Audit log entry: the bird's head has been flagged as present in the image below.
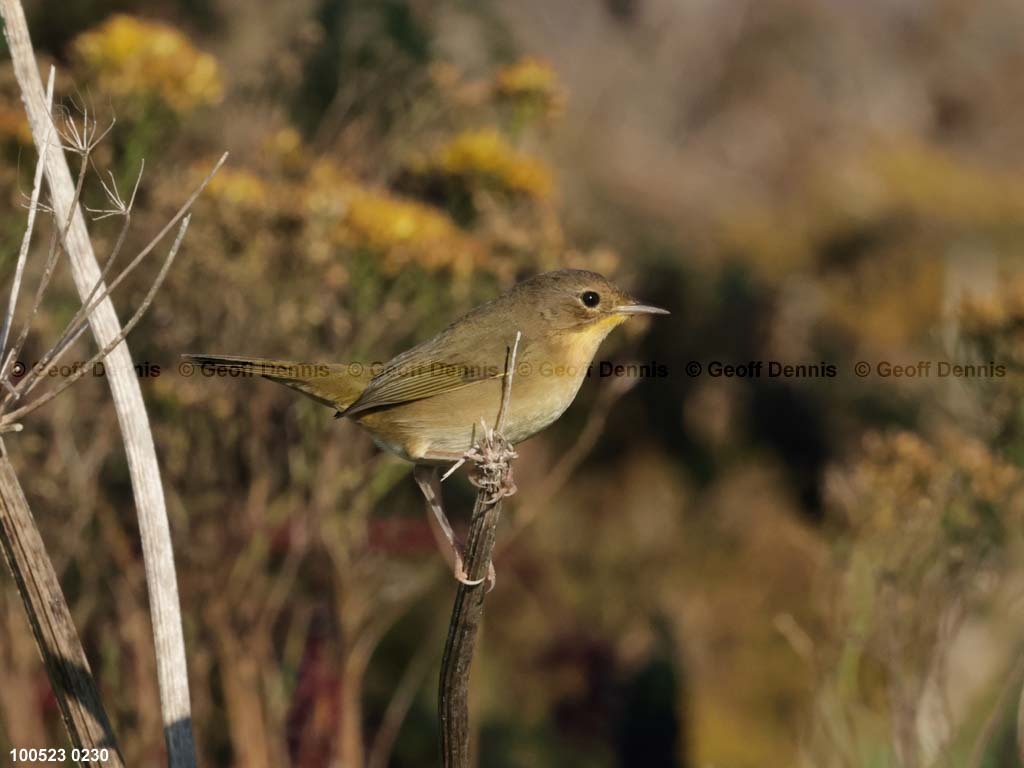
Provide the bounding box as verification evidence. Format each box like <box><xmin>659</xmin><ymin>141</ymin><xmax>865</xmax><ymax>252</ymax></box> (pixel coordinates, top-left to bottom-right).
<box><xmin>514</xmin><ymin>269</ymin><xmax>668</xmax><ymax>337</ymax></box>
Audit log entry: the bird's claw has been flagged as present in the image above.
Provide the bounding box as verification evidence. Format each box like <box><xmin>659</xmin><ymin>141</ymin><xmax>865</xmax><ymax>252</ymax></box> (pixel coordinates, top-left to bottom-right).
<box><xmin>453</xmin><ymin>551</ymin><xmax>496</xmax><ymax>592</ymax></box>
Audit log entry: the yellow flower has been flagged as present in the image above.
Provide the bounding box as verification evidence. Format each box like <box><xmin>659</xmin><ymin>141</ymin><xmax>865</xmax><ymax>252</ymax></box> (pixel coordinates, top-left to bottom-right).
<box><xmin>833</xmin><ymin>426</ymin><xmax>1022</xmax><ymax>542</ymax></box>
<box><xmin>203</xmin><ymin>166</ymin><xmax>272</xmax><ymax>211</ymax></box>
<box><xmin>263</xmin><ymin>127</ymin><xmax>305</xmax><ymax>171</ymax></box>
<box><xmin>305</xmin><ymin>160</ymin><xmax>483</xmax><ymax>274</ymax></box>
<box><xmin>72</xmin><ymin>15</ymin><xmax>223</xmax><ymax>113</ymax></box>
<box><xmin>494</xmin><ymin>57</ymin><xmax>564</xmax><ymax>116</ymax></box>
<box><xmin>418</xmin><ymin>128</ymin><xmax>553</xmax><ymax>199</ymax></box>
<box><xmin>960</xmin><ymin>293</ymin><xmax>1007</xmax><ymax>334</ymax></box>
<box><xmin>961</xmin><ymin>275</ymin><xmax>1024</xmax><ymax>336</ymax></box>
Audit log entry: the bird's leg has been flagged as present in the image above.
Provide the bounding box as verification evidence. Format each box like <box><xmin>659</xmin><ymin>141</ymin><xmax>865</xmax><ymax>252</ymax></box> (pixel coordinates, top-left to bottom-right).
<box><xmin>413</xmin><ymin>462</ymin><xmax>495</xmax><ymax>590</ymax></box>
<box><xmin>412</xmin><ymin>464</ymin><xmax>468</xmax><ymax>579</ymax></box>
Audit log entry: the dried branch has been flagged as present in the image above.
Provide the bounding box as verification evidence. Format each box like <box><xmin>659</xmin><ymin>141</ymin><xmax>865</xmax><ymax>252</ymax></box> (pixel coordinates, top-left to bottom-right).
<box><xmin>0</xmin><ymin>91</ymin><xmax>113</xmax><ymax>402</ymax></box>
<box><xmin>0</xmin><ymin>452</ymin><xmax>126</xmax><ymax>768</ymax></box>
<box><xmin>1</xmin><ymin>216</ymin><xmax>191</xmax><ymax>425</ymax></box>
<box><xmin>53</xmin><ymin>99</ymin><xmax>114</xmax><ymax>157</ymax></box>
<box><xmin>438</xmin><ymin>331</ymin><xmax>520</xmax><ymax>768</ymax></box>
<box><xmin>11</xmin><ymin>153</ymin><xmax>222</xmax><ymax>404</ymax></box>
<box><xmin>1</xmin><ymin>225</ymin><xmax>59</xmax><ymax>392</ymax></box>
<box><xmin>0</xmin><ymin>66</ymin><xmax>53</xmax><ymax>359</ymax></box>
<box><xmin>25</xmin><ymin>159</ymin><xmax>147</xmax><ymax>391</ymax></box>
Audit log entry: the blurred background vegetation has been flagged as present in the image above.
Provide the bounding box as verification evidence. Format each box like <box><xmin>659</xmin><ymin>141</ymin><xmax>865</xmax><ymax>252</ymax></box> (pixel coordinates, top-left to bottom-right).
<box><xmin>2</xmin><ymin>0</ymin><xmax>1024</xmax><ymax>766</ymax></box>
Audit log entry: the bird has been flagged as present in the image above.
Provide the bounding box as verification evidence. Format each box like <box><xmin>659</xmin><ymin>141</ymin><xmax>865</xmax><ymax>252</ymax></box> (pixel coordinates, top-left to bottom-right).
<box><xmin>184</xmin><ymin>269</ymin><xmax>668</xmax><ymax>586</ymax></box>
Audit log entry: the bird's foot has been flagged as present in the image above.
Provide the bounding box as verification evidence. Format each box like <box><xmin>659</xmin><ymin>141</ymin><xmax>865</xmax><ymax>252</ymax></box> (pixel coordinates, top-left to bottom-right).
<box><xmin>453</xmin><ymin>551</ymin><xmax>496</xmax><ymax>592</ymax></box>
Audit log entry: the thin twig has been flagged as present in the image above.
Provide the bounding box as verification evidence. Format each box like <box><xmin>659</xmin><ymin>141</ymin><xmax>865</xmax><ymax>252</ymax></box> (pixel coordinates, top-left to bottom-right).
<box><xmin>11</xmin><ymin>155</ymin><xmax>221</xmax><ymax>403</ymax></box>
<box><xmin>53</xmin><ymin>98</ymin><xmax>114</xmax><ymax>157</ymax></box>
<box><xmin>0</xmin><ymin>127</ymin><xmax>94</xmax><ymax>399</ymax></box>
<box><xmin>1</xmin><ymin>216</ymin><xmax>191</xmax><ymax>425</ymax></box>
<box><xmin>1</xmin><ymin>227</ymin><xmax>60</xmax><ymax>394</ymax></box>
<box><xmin>495</xmin><ymin>331</ymin><xmax>521</xmax><ymax>432</ymax></box>
<box><xmin>33</xmin><ymin>159</ymin><xmax>145</xmax><ymax>370</ymax></box>
<box><xmin>0</xmin><ymin>66</ymin><xmax>53</xmax><ymax>359</ymax></box>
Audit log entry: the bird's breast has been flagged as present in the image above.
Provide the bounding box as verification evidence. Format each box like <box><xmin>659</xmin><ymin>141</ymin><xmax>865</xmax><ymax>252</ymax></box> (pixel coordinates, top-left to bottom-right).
<box><xmin>351</xmin><ymin>321</ymin><xmax>619</xmax><ymax>461</ymax></box>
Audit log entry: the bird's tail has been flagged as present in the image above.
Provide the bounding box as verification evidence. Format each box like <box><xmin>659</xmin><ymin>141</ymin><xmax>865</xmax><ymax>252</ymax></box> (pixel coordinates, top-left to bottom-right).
<box><xmin>181</xmin><ymin>353</ymin><xmax>371</xmax><ymax>414</ymax></box>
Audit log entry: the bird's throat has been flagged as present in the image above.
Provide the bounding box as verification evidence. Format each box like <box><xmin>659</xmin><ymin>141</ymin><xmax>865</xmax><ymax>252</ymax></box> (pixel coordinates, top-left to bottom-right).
<box><xmin>555</xmin><ymin>315</ymin><xmax>628</xmax><ymax>369</ymax></box>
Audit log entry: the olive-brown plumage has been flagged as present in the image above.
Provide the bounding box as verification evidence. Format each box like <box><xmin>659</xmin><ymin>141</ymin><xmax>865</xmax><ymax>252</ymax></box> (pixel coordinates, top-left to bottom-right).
<box><xmin>184</xmin><ymin>269</ymin><xmax>667</xmax><ymax>583</ymax></box>
<box><xmin>186</xmin><ymin>269</ymin><xmax>666</xmax><ymax>461</ymax></box>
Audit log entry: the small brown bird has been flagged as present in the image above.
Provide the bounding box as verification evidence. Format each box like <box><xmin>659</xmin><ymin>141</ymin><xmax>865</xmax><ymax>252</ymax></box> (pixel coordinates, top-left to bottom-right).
<box><xmin>185</xmin><ymin>269</ymin><xmax>667</xmax><ymax>584</ymax></box>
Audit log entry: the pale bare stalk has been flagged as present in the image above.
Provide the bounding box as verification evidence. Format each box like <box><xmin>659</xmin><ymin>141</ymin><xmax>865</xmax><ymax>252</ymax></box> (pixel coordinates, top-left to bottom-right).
<box><xmin>18</xmin><ymin>160</ymin><xmax>146</xmax><ymax>395</ymax></box>
<box><xmin>1</xmin><ymin>216</ymin><xmax>191</xmax><ymax>425</ymax></box>
<box><xmin>14</xmin><ymin>155</ymin><xmax>222</xmax><ymax>402</ymax></box>
<box><xmin>0</xmin><ymin>66</ymin><xmax>53</xmax><ymax>359</ymax></box>
<box><xmin>496</xmin><ymin>332</ymin><xmax>521</xmax><ymax>431</ymax></box>
<box><xmin>0</xmin><ymin>3</ymin><xmax>207</xmax><ymax>763</ymax></box>
<box><xmin>0</xmin><ymin>132</ymin><xmax>94</xmax><ymax>395</ymax></box>
<box><xmin>1</xmin><ymin>228</ymin><xmax>59</xmax><ymax>393</ymax></box>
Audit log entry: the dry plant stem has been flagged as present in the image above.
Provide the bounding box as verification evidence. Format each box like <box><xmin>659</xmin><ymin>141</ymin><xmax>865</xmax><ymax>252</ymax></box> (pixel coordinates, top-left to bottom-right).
<box><xmin>0</xmin><ymin>67</ymin><xmax>52</xmax><ymax>358</ymax></box>
<box><xmin>16</xmin><ymin>161</ymin><xmax>145</xmax><ymax>400</ymax></box>
<box><xmin>2</xmin><ymin>224</ymin><xmax>60</xmax><ymax>390</ymax></box>
<box><xmin>438</xmin><ymin>332</ymin><xmax>520</xmax><ymax>768</ymax></box>
<box><xmin>0</xmin><ymin>453</ymin><xmax>126</xmax><ymax>768</ymax></box>
<box><xmin>8</xmin><ymin>204</ymin><xmax>195</xmax><ymax>417</ymax></box>
<box><xmin>0</xmin><ymin>3</ymin><xmax>200</xmax><ymax>764</ymax></box>
<box><xmin>1</xmin><ymin>87</ymin><xmax>95</xmax><ymax>389</ymax></box>
<box><xmin>2</xmin><ymin>217</ymin><xmax>191</xmax><ymax>424</ymax></box>
<box><xmin>438</xmin><ymin>489</ymin><xmax>505</xmax><ymax>767</ymax></box>
<box><xmin>13</xmin><ymin>156</ymin><xmax>222</xmax><ymax>404</ymax></box>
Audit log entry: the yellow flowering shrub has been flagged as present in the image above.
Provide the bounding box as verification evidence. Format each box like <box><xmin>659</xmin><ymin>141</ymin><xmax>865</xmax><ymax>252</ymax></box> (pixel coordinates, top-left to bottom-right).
<box><xmin>816</xmin><ymin>425</ymin><xmax>1023</xmax><ymax>763</ymax></box>
<box><xmin>305</xmin><ymin>160</ymin><xmax>483</xmax><ymax>274</ymax></box>
<box><xmin>961</xmin><ymin>276</ymin><xmax>1024</xmax><ymax>333</ymax></box>
<box><xmin>203</xmin><ymin>166</ymin><xmax>273</xmax><ymax>212</ymax></box>
<box><xmin>262</xmin><ymin>127</ymin><xmax>306</xmax><ymax>172</ymax></box>
<box><xmin>959</xmin><ymin>274</ymin><xmax>1024</xmax><ymax>370</ymax></box>
<box><xmin>71</xmin><ymin>15</ymin><xmax>223</xmax><ymax>113</ymax></box>
<box><xmin>411</xmin><ymin>128</ymin><xmax>553</xmax><ymax>199</ymax></box>
<box><xmin>494</xmin><ymin>57</ymin><xmax>564</xmax><ymax>117</ymax></box>
<box><xmin>832</xmin><ymin>427</ymin><xmax>1021</xmax><ymax>553</ymax></box>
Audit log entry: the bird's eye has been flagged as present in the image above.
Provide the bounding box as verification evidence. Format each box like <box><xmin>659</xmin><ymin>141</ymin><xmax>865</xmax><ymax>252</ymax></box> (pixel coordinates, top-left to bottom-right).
<box><xmin>581</xmin><ymin>290</ymin><xmax>601</xmax><ymax>308</ymax></box>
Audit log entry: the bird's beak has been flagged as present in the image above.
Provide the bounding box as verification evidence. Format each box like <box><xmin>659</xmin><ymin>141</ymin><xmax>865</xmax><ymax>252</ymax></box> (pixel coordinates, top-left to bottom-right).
<box><xmin>613</xmin><ymin>303</ymin><xmax>670</xmax><ymax>316</ymax></box>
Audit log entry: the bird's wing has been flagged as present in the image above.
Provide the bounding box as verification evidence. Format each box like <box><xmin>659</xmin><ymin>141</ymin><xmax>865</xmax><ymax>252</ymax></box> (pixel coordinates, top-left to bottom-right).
<box><xmin>341</xmin><ymin>327</ymin><xmax>522</xmax><ymax>416</ymax></box>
